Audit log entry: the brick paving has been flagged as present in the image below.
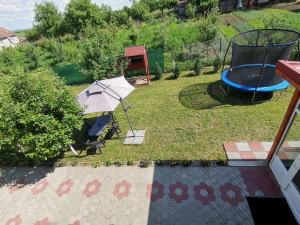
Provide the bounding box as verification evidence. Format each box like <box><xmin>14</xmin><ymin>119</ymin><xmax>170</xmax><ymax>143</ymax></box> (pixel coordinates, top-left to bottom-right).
<box><xmin>223</xmin><ymin>141</ymin><xmax>300</xmax><ymax>160</ymax></box>
<box><xmin>0</xmin><ymin>166</ymin><xmax>281</xmax><ymax>225</ymax></box>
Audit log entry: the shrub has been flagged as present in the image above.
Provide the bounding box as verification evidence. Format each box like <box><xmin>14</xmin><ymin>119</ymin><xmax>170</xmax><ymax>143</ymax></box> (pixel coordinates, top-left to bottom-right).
<box><xmin>0</xmin><ymin>68</ymin><xmax>83</xmax><ymax>165</ymax></box>
<box><xmin>173</xmin><ymin>64</ymin><xmax>181</xmax><ymax>79</ymax></box>
<box><xmin>213</xmin><ymin>55</ymin><xmax>221</xmax><ymax>72</ymax></box>
<box><xmin>193</xmin><ymin>58</ymin><xmax>203</xmax><ymax>76</ymax></box>
<box><xmin>80</xmin><ymin>30</ymin><xmax>123</xmax><ymax>80</ymax></box>
<box><xmin>154</xmin><ymin>62</ymin><xmax>163</xmax><ymax>80</ymax></box>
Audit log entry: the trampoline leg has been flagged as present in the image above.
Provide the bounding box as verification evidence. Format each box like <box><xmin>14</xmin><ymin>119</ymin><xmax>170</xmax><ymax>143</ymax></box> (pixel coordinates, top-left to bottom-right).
<box><xmin>220</xmin><ymin>81</ymin><xmax>230</xmax><ymax>96</ymax></box>
<box><xmin>252</xmin><ymin>92</ymin><xmax>257</xmax><ymax>103</ymax></box>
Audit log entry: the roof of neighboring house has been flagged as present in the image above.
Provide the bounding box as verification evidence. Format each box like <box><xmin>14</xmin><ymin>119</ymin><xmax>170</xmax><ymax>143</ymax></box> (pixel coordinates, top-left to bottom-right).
<box><xmin>0</xmin><ymin>27</ymin><xmax>16</xmax><ymax>39</ymax></box>
<box><xmin>125</xmin><ymin>45</ymin><xmax>146</xmax><ymax>57</ymax></box>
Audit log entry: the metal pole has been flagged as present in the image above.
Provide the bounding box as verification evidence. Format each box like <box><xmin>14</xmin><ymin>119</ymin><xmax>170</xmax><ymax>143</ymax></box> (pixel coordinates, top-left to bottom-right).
<box><xmin>252</xmin><ymin>46</ymin><xmax>268</xmax><ymax>103</ymax></box>
<box><xmin>121</xmin><ymin>99</ymin><xmax>135</xmax><ymax>137</ymax></box>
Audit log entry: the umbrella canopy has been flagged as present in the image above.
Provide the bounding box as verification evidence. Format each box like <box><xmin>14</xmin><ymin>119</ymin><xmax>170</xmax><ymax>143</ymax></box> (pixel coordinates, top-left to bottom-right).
<box><xmin>77</xmin><ymin>76</ymin><xmax>135</xmax><ymax>114</ymax></box>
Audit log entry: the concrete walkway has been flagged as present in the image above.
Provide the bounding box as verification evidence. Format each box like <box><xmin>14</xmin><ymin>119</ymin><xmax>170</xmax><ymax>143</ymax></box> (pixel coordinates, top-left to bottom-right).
<box><xmin>1</xmin><ymin>166</ymin><xmax>281</xmax><ymax>225</ymax></box>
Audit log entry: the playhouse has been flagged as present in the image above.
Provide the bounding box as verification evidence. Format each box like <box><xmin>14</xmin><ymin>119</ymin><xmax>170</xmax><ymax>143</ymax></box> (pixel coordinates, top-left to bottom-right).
<box><xmin>125</xmin><ymin>45</ymin><xmax>151</xmax><ymax>85</ymax></box>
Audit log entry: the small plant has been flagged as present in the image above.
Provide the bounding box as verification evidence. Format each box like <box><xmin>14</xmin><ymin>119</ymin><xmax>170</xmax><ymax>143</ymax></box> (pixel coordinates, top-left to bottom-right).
<box><xmin>173</xmin><ymin>64</ymin><xmax>181</xmax><ymax>79</ymax></box>
<box><xmin>181</xmin><ymin>160</ymin><xmax>193</xmax><ymax>167</ymax></box>
<box><xmin>127</xmin><ymin>160</ymin><xmax>134</xmax><ymax>166</ymax></box>
<box><xmin>216</xmin><ymin>160</ymin><xmax>228</xmax><ymax>166</ymax></box>
<box><xmin>140</xmin><ymin>158</ymin><xmax>151</xmax><ymax>168</ymax></box>
<box><xmin>200</xmin><ymin>160</ymin><xmax>211</xmax><ymax>167</ymax></box>
<box><xmin>104</xmin><ymin>161</ymin><xmax>113</xmax><ymax>166</ymax></box>
<box><xmin>113</xmin><ymin>160</ymin><xmax>122</xmax><ymax>167</ymax></box>
<box><xmin>92</xmin><ymin>161</ymin><xmax>101</xmax><ymax>168</ymax></box>
<box><xmin>193</xmin><ymin>58</ymin><xmax>203</xmax><ymax>76</ymax></box>
<box><xmin>213</xmin><ymin>56</ymin><xmax>221</xmax><ymax>73</ymax></box>
<box><xmin>169</xmin><ymin>160</ymin><xmax>181</xmax><ymax>167</ymax></box>
<box><xmin>154</xmin><ymin>160</ymin><xmax>165</xmax><ymax>166</ymax></box>
<box><xmin>154</xmin><ymin>62</ymin><xmax>163</xmax><ymax>80</ymax></box>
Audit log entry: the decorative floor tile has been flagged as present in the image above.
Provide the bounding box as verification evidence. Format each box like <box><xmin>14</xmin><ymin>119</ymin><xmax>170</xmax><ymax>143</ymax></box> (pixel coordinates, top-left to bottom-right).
<box><xmin>223</xmin><ymin>141</ymin><xmax>300</xmax><ymax>161</ymax></box>
<box><xmin>0</xmin><ymin>166</ymin><xmax>281</xmax><ymax>225</ymax></box>
<box><xmin>236</xmin><ymin>142</ymin><xmax>251</xmax><ymax>152</ymax></box>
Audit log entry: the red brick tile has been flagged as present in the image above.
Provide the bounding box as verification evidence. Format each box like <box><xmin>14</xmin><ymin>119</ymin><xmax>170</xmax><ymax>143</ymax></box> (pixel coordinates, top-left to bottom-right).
<box><xmin>239</xmin><ymin>152</ymin><xmax>256</xmax><ymax>160</ymax></box>
<box><xmin>248</xmin><ymin>142</ymin><xmax>265</xmax><ymax>152</ymax></box>
<box><xmin>223</xmin><ymin>142</ymin><xmax>238</xmax><ymax>152</ymax></box>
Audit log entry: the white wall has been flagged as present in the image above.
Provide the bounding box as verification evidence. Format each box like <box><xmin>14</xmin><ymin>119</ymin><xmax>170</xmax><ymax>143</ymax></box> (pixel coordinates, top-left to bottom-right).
<box><xmin>0</xmin><ymin>36</ymin><xmax>20</xmax><ymax>50</ymax></box>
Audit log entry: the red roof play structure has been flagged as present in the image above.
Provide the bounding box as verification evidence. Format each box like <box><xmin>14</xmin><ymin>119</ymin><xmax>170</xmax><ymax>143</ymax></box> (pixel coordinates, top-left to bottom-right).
<box><xmin>125</xmin><ymin>46</ymin><xmax>150</xmax><ymax>84</ymax></box>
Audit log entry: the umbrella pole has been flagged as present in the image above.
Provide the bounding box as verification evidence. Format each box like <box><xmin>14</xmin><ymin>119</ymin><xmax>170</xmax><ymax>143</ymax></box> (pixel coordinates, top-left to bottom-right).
<box><xmin>120</xmin><ymin>99</ymin><xmax>135</xmax><ymax>137</ymax></box>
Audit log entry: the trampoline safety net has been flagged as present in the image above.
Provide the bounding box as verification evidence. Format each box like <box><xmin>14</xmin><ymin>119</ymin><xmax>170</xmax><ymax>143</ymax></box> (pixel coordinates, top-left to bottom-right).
<box><xmin>221</xmin><ymin>29</ymin><xmax>300</xmax><ymax>93</ymax></box>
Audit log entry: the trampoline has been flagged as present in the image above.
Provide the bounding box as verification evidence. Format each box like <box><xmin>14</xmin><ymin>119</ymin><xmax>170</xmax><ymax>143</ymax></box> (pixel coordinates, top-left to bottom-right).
<box><xmin>220</xmin><ymin>29</ymin><xmax>300</xmax><ymax>102</ymax></box>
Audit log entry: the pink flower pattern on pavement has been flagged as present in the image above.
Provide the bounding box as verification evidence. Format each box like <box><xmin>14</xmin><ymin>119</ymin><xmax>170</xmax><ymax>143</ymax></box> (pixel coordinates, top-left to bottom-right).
<box><xmin>193</xmin><ymin>183</ymin><xmax>215</xmax><ymax>205</ymax></box>
<box><xmin>146</xmin><ymin>181</ymin><xmax>164</xmax><ymax>201</ymax></box>
<box><xmin>113</xmin><ymin>180</ymin><xmax>131</xmax><ymax>199</ymax></box>
<box><xmin>32</xmin><ymin>179</ymin><xmax>49</xmax><ymax>195</ymax></box>
<box><xmin>83</xmin><ymin>179</ymin><xmax>102</xmax><ymax>198</ymax></box>
<box><xmin>34</xmin><ymin>217</ymin><xmax>51</xmax><ymax>225</ymax></box>
<box><xmin>168</xmin><ymin>181</ymin><xmax>189</xmax><ymax>203</ymax></box>
<box><xmin>5</xmin><ymin>215</ymin><xmax>22</xmax><ymax>225</ymax></box>
<box><xmin>219</xmin><ymin>183</ymin><xmax>244</xmax><ymax>207</ymax></box>
<box><xmin>68</xmin><ymin>220</ymin><xmax>80</xmax><ymax>225</ymax></box>
<box><xmin>56</xmin><ymin>179</ymin><xmax>74</xmax><ymax>197</ymax></box>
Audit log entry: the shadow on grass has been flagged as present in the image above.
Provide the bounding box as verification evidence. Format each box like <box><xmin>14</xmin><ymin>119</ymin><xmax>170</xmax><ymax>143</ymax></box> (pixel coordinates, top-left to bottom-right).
<box><xmin>165</xmin><ymin>75</ymin><xmax>177</xmax><ymax>80</ymax></box>
<box><xmin>182</xmin><ymin>72</ymin><xmax>197</xmax><ymax>77</ymax></box>
<box><xmin>179</xmin><ymin>81</ymin><xmax>272</xmax><ymax>110</ymax></box>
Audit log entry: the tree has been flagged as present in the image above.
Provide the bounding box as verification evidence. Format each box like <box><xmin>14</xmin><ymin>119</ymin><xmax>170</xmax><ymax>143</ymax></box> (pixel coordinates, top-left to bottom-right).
<box><xmin>173</xmin><ymin>64</ymin><xmax>181</xmax><ymax>79</ymax></box>
<box><xmin>0</xmin><ymin>68</ymin><xmax>83</xmax><ymax>165</ymax></box>
<box><xmin>158</xmin><ymin>0</ymin><xmax>177</xmax><ymax>13</ymax></box>
<box><xmin>80</xmin><ymin>30</ymin><xmax>123</xmax><ymax>80</ymax></box>
<box><xmin>64</xmin><ymin>0</ymin><xmax>105</xmax><ymax>35</ymax></box>
<box><xmin>186</xmin><ymin>3</ymin><xmax>197</xmax><ymax>19</ymax></box>
<box><xmin>33</xmin><ymin>1</ymin><xmax>62</xmax><ymax>38</ymax></box>
<box><xmin>130</xmin><ymin>2</ymin><xmax>152</xmax><ymax>21</ymax></box>
<box><xmin>194</xmin><ymin>58</ymin><xmax>203</xmax><ymax>76</ymax></box>
<box><xmin>198</xmin><ymin>0</ymin><xmax>218</xmax><ymax>17</ymax></box>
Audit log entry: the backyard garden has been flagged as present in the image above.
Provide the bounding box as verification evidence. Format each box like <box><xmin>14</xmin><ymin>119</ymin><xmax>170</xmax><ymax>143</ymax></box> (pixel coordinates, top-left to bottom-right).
<box><xmin>0</xmin><ymin>0</ymin><xmax>300</xmax><ymax>166</ymax></box>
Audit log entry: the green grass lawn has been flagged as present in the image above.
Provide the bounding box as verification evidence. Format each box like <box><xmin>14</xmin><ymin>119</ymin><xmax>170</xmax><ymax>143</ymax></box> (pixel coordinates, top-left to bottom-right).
<box><xmin>60</xmin><ymin>71</ymin><xmax>294</xmax><ymax>164</ymax></box>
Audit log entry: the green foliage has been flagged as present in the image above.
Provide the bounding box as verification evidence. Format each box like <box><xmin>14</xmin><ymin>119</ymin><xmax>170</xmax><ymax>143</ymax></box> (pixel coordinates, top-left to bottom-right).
<box><xmin>64</xmin><ymin>0</ymin><xmax>106</xmax><ymax>35</ymax></box>
<box><xmin>198</xmin><ymin>14</ymin><xmax>219</xmax><ymax>42</ymax></box>
<box><xmin>0</xmin><ymin>68</ymin><xmax>83</xmax><ymax>165</ymax></box>
<box><xmin>186</xmin><ymin>3</ymin><xmax>197</xmax><ymax>19</ymax></box>
<box><xmin>130</xmin><ymin>2</ymin><xmax>152</xmax><ymax>21</ymax></box>
<box><xmin>198</xmin><ymin>0</ymin><xmax>218</xmax><ymax>17</ymax></box>
<box><xmin>194</xmin><ymin>58</ymin><xmax>203</xmax><ymax>76</ymax></box>
<box><xmin>213</xmin><ymin>55</ymin><xmax>221</xmax><ymax>72</ymax></box>
<box><xmin>80</xmin><ymin>30</ymin><xmax>122</xmax><ymax>80</ymax></box>
<box><xmin>263</xmin><ymin>16</ymin><xmax>289</xmax><ymax>29</ymax></box>
<box><xmin>173</xmin><ymin>64</ymin><xmax>181</xmax><ymax>79</ymax></box>
<box><xmin>33</xmin><ymin>1</ymin><xmax>63</xmax><ymax>39</ymax></box>
<box><xmin>158</xmin><ymin>0</ymin><xmax>177</xmax><ymax>13</ymax></box>
<box><xmin>140</xmin><ymin>158</ymin><xmax>151</xmax><ymax>168</ymax></box>
<box><xmin>154</xmin><ymin>62</ymin><xmax>163</xmax><ymax>80</ymax></box>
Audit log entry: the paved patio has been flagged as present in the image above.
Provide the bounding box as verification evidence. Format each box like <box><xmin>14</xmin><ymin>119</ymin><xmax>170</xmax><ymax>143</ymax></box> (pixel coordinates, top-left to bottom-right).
<box><xmin>1</xmin><ymin>166</ymin><xmax>281</xmax><ymax>225</ymax></box>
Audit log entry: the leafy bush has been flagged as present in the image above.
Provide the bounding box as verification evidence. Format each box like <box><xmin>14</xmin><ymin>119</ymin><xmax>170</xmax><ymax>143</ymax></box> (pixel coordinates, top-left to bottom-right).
<box><xmin>80</xmin><ymin>30</ymin><xmax>123</xmax><ymax>80</ymax></box>
<box><xmin>154</xmin><ymin>62</ymin><xmax>163</xmax><ymax>80</ymax></box>
<box><xmin>194</xmin><ymin>58</ymin><xmax>203</xmax><ymax>76</ymax></box>
<box><xmin>186</xmin><ymin>3</ymin><xmax>197</xmax><ymax>19</ymax></box>
<box><xmin>173</xmin><ymin>64</ymin><xmax>181</xmax><ymax>79</ymax></box>
<box><xmin>0</xmin><ymin>68</ymin><xmax>83</xmax><ymax>165</ymax></box>
<box><xmin>213</xmin><ymin>55</ymin><xmax>221</xmax><ymax>72</ymax></box>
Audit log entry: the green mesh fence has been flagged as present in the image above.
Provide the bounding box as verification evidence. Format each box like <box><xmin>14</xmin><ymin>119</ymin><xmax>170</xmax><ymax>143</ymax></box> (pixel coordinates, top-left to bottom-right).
<box><xmin>53</xmin><ymin>64</ymin><xmax>89</xmax><ymax>85</ymax></box>
<box><xmin>147</xmin><ymin>48</ymin><xmax>164</xmax><ymax>73</ymax></box>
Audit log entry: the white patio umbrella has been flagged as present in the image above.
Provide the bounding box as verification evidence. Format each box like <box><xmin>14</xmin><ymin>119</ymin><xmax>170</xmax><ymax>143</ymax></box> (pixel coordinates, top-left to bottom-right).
<box><xmin>77</xmin><ymin>76</ymin><xmax>135</xmax><ymax>114</ymax></box>
<box><xmin>77</xmin><ymin>76</ymin><xmax>137</xmax><ymax>140</ymax></box>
